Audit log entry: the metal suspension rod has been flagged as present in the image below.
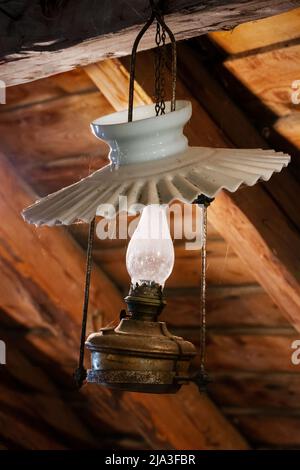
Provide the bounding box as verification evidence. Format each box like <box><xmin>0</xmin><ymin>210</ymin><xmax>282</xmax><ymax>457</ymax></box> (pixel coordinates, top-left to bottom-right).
<box><xmin>128</xmin><ymin>0</ymin><xmax>177</xmax><ymax>122</ymax></box>
<box><xmin>74</xmin><ymin>217</ymin><xmax>96</xmax><ymax>388</ymax></box>
<box><xmin>193</xmin><ymin>195</ymin><xmax>214</xmax><ymax>392</ymax></box>
<box><xmin>200</xmin><ymin>205</ymin><xmax>207</xmax><ymax>373</ymax></box>
<box><xmin>128</xmin><ymin>12</ymin><xmax>155</xmax><ymax>122</ymax></box>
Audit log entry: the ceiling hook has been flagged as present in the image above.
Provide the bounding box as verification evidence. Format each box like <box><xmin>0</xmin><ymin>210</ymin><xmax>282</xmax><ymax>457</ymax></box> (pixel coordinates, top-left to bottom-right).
<box><xmin>149</xmin><ymin>0</ymin><xmax>165</xmax><ymax>15</ymax></box>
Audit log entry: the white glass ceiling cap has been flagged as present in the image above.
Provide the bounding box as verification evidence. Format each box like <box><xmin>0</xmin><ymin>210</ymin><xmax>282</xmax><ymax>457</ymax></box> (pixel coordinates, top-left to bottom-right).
<box><xmin>91</xmin><ymin>100</ymin><xmax>191</xmax><ymax>166</ymax></box>
<box><xmin>23</xmin><ymin>100</ymin><xmax>290</xmax><ymax>226</ymax></box>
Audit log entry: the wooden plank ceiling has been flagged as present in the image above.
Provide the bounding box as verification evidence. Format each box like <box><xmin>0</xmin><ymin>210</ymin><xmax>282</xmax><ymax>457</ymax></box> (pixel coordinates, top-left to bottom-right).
<box><xmin>0</xmin><ymin>0</ymin><xmax>298</xmax><ymax>86</ymax></box>
<box><xmin>0</xmin><ymin>5</ymin><xmax>300</xmax><ymax>450</ymax></box>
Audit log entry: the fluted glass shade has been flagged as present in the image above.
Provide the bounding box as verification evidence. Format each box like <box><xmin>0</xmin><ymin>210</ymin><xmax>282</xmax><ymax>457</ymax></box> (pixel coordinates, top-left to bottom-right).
<box><xmin>22</xmin><ymin>101</ymin><xmax>290</xmax><ymax>226</ymax></box>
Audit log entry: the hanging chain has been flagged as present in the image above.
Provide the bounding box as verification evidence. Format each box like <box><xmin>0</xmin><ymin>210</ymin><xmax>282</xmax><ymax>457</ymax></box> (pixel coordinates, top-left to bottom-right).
<box><xmin>128</xmin><ymin>0</ymin><xmax>177</xmax><ymax>122</ymax></box>
<box><xmin>154</xmin><ymin>19</ymin><xmax>167</xmax><ymax>115</ymax></box>
<box><xmin>74</xmin><ymin>217</ymin><xmax>96</xmax><ymax>389</ymax></box>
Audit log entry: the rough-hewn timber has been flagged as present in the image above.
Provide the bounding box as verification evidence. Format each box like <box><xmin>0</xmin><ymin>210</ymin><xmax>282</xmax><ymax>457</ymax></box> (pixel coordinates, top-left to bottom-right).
<box><xmin>0</xmin><ymin>1</ymin><xmax>299</xmax><ymax>86</ymax></box>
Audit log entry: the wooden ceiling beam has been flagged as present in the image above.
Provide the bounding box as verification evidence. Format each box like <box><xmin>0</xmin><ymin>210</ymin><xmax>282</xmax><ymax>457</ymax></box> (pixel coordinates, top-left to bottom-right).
<box><xmin>92</xmin><ymin>241</ymin><xmax>255</xmax><ymax>290</ymax></box>
<box><xmin>0</xmin><ymin>348</ymin><xmax>98</xmax><ymax>448</ymax></box>
<box><xmin>0</xmin><ymin>151</ymin><xmax>249</xmax><ymax>449</ymax></box>
<box><xmin>207</xmin><ymin>13</ymin><xmax>300</xmax><ymax>177</ymax></box>
<box><xmin>163</xmin><ymin>286</ymin><xmax>289</xmax><ymax>329</ymax></box>
<box><xmin>210</xmin><ymin>7</ymin><xmax>300</xmax><ymax>54</ymax></box>
<box><xmin>208</xmin><ymin>188</ymin><xmax>300</xmax><ymax>331</ymax></box>
<box><xmin>0</xmin><ymin>343</ymin><xmax>141</xmax><ymax>448</ymax></box>
<box><xmin>223</xmin><ymin>414</ymin><xmax>300</xmax><ymax>448</ymax></box>
<box><xmin>1</xmin><ymin>1</ymin><xmax>299</xmax><ymax>86</ymax></box>
<box><xmin>85</xmin><ymin>60</ymin><xmax>152</xmax><ymax>111</ymax></box>
<box><xmin>175</xmin><ymin>43</ymin><xmax>300</xmax><ymax>331</ymax></box>
<box><xmin>0</xmin><ymin>408</ymin><xmax>67</xmax><ymax>450</ymax></box>
<box><xmin>209</xmin><ymin>371</ymin><xmax>300</xmax><ymax>409</ymax></box>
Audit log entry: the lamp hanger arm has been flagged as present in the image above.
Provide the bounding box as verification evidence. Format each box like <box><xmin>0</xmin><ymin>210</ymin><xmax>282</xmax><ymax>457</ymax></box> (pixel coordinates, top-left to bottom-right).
<box><xmin>128</xmin><ymin>0</ymin><xmax>177</xmax><ymax>121</ymax></box>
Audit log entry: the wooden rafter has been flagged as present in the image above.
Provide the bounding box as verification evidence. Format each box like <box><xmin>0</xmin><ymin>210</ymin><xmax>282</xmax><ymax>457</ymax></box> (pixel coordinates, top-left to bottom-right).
<box><xmin>85</xmin><ymin>61</ymin><xmax>152</xmax><ymax>111</ymax></box>
<box><xmin>0</xmin><ymin>342</ymin><xmax>100</xmax><ymax>449</ymax></box>
<box><xmin>210</xmin><ymin>7</ymin><xmax>300</xmax><ymax>54</ymax></box>
<box><xmin>0</xmin><ymin>1</ymin><xmax>299</xmax><ymax>86</ymax></box>
<box><xmin>176</xmin><ymin>43</ymin><xmax>300</xmax><ymax>328</ymax></box>
<box><xmin>208</xmin><ymin>189</ymin><xmax>300</xmax><ymax>331</ymax></box>
<box><xmin>211</xmin><ymin>33</ymin><xmax>300</xmax><ymax>177</ymax></box>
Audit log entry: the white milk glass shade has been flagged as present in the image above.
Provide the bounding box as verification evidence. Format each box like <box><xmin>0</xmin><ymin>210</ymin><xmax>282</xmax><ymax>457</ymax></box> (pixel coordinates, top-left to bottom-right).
<box><xmin>22</xmin><ymin>100</ymin><xmax>290</xmax><ymax>226</ymax></box>
<box><xmin>126</xmin><ymin>205</ymin><xmax>175</xmax><ymax>287</ymax></box>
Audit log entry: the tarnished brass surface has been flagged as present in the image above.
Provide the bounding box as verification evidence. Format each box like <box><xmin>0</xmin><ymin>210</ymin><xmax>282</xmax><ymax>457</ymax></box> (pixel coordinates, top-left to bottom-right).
<box><xmin>85</xmin><ymin>283</ymin><xmax>196</xmax><ymax>393</ymax></box>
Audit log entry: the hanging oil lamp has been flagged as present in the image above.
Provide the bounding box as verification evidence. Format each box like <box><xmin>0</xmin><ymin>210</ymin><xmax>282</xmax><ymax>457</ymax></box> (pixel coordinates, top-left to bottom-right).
<box><xmin>86</xmin><ymin>204</ymin><xmax>196</xmax><ymax>393</ymax></box>
<box><xmin>22</xmin><ymin>0</ymin><xmax>290</xmax><ymax>394</ymax></box>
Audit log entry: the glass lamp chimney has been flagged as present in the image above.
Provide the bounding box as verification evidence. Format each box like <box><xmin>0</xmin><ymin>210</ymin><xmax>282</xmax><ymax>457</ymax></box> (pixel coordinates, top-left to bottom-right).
<box><xmin>126</xmin><ymin>205</ymin><xmax>175</xmax><ymax>287</ymax></box>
